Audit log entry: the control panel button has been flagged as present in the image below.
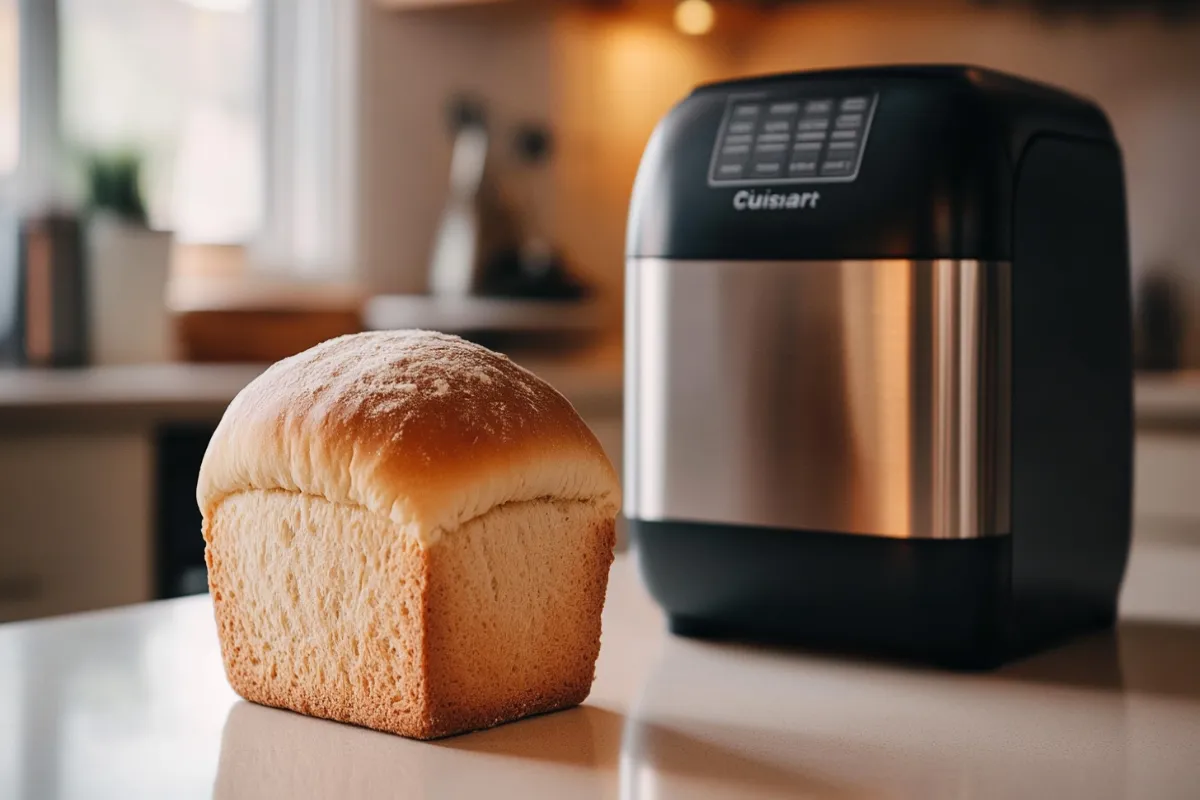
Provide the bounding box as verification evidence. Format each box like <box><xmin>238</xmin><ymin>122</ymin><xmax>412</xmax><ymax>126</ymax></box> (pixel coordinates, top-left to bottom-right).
<box><xmin>748</xmin><ymin>146</ymin><xmax>787</xmax><ymax>161</ymax></box>
<box><xmin>712</xmin><ymin>92</ymin><xmax>874</xmax><ymax>184</ymax></box>
<box><xmin>821</xmin><ymin>159</ymin><xmax>854</xmax><ymax>176</ymax></box>
<box><xmin>752</xmin><ymin>145</ymin><xmax>787</xmax><ymax>162</ymax></box>
<box><xmin>789</xmin><ymin>160</ymin><xmax>818</xmax><ymax>176</ymax></box>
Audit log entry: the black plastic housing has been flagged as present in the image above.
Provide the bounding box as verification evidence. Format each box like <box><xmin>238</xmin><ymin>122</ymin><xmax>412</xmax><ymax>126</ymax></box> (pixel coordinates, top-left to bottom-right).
<box><xmin>628</xmin><ymin>65</ymin><xmax>1113</xmax><ymax>262</ymax></box>
<box><xmin>627</xmin><ymin>65</ymin><xmax>1133</xmax><ymax>667</ymax></box>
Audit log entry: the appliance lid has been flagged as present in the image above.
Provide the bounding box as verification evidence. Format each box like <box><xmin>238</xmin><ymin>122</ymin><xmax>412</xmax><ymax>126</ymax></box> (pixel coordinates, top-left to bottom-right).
<box><xmin>626</xmin><ymin>65</ymin><xmax>1115</xmax><ymax>263</ymax></box>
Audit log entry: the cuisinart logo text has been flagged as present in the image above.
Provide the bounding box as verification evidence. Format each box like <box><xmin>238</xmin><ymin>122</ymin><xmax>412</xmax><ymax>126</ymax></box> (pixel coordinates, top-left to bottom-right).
<box><xmin>733</xmin><ymin>189</ymin><xmax>820</xmax><ymax>211</ymax></box>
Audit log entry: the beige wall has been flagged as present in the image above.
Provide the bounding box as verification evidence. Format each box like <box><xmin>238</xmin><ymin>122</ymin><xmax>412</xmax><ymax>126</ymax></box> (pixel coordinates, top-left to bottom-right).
<box><xmin>360</xmin><ymin>0</ymin><xmax>1200</xmax><ymax>361</ymax></box>
<box><xmin>357</xmin><ymin>1</ymin><xmax>732</xmax><ymax>326</ymax></box>
<box><xmin>549</xmin><ymin>6</ymin><xmax>741</xmax><ymax>325</ymax></box>
<box><xmin>358</xmin><ymin>1</ymin><xmax>555</xmax><ymax>295</ymax></box>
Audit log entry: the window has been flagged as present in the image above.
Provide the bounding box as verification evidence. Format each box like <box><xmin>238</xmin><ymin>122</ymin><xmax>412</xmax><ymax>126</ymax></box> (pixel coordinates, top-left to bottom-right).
<box><xmin>6</xmin><ymin>0</ymin><xmax>356</xmax><ymax>274</ymax></box>
<box><xmin>59</xmin><ymin>0</ymin><xmax>263</xmax><ymax>243</ymax></box>
<box><xmin>0</xmin><ymin>0</ymin><xmax>16</xmax><ymax>177</ymax></box>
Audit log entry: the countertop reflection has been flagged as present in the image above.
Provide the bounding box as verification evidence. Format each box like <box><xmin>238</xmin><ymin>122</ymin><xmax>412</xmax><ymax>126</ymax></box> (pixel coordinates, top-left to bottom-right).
<box><xmin>2</xmin><ymin>528</ymin><xmax>1200</xmax><ymax>799</ymax></box>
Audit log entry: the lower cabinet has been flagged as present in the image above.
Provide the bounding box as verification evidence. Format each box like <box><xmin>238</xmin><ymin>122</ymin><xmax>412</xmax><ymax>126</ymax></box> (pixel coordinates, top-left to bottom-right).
<box><xmin>1136</xmin><ymin>430</ymin><xmax>1200</xmax><ymax>525</ymax></box>
<box><xmin>0</xmin><ymin>433</ymin><xmax>153</xmax><ymax>623</ymax></box>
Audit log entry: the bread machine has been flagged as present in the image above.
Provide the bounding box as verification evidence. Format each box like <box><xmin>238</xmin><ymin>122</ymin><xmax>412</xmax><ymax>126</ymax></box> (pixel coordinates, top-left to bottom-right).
<box><xmin>624</xmin><ymin>66</ymin><xmax>1133</xmax><ymax>667</ymax></box>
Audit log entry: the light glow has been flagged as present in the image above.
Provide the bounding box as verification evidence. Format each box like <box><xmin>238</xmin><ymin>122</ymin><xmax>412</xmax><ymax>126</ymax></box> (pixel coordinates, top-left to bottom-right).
<box><xmin>674</xmin><ymin>0</ymin><xmax>715</xmax><ymax>37</ymax></box>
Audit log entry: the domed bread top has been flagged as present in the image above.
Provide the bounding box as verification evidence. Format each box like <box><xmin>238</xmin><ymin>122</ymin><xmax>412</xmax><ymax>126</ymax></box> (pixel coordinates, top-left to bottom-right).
<box><xmin>197</xmin><ymin>330</ymin><xmax>620</xmax><ymax>546</ymax></box>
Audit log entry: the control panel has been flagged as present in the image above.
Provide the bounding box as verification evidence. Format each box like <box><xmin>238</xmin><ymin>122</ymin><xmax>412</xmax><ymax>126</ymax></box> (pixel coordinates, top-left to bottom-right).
<box><xmin>708</xmin><ymin>93</ymin><xmax>877</xmax><ymax>186</ymax></box>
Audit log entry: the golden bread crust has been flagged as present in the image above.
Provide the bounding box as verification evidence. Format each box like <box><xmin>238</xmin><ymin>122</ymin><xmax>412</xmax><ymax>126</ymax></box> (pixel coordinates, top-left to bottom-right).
<box><xmin>197</xmin><ymin>330</ymin><xmax>620</xmax><ymax>546</ymax></box>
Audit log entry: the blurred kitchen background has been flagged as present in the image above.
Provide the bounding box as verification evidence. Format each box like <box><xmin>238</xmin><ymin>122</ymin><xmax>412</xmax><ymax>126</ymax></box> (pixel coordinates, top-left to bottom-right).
<box><xmin>0</xmin><ymin>0</ymin><xmax>1199</xmax><ymax>623</ymax></box>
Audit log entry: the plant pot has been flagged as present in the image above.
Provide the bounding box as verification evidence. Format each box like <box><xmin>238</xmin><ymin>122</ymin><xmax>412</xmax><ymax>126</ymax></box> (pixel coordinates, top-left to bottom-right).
<box><xmin>86</xmin><ymin>215</ymin><xmax>174</xmax><ymax>364</ymax></box>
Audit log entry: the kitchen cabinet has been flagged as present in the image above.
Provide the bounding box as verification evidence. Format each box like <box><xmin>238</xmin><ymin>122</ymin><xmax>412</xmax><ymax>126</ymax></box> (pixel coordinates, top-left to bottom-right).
<box><xmin>1134</xmin><ymin>372</ymin><xmax>1200</xmax><ymax>527</ymax></box>
<box><xmin>0</xmin><ymin>433</ymin><xmax>153</xmax><ymax>623</ymax></box>
<box><xmin>1136</xmin><ymin>431</ymin><xmax>1200</xmax><ymax>522</ymax></box>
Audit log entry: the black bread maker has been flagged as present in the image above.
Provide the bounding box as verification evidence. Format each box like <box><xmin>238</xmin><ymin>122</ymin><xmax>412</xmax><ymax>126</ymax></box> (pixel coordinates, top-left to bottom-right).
<box><xmin>624</xmin><ymin>66</ymin><xmax>1133</xmax><ymax>668</ymax></box>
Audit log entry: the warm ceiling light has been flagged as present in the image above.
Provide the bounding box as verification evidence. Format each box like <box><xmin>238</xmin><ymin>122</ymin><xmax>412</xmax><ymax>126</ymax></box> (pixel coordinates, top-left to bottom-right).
<box><xmin>675</xmin><ymin>0</ymin><xmax>716</xmax><ymax>36</ymax></box>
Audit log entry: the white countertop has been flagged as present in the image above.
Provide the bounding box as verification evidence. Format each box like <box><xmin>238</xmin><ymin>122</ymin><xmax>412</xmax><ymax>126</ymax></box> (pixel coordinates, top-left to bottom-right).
<box><xmin>2</xmin><ymin>531</ymin><xmax>1199</xmax><ymax>799</ymax></box>
<box><xmin>0</xmin><ymin>363</ymin><xmax>264</xmax><ymax>415</ymax></box>
<box><xmin>0</xmin><ymin>352</ymin><xmax>622</xmax><ymax>428</ymax></box>
<box><xmin>0</xmin><ymin>363</ymin><xmax>1192</xmax><ymax>431</ymax></box>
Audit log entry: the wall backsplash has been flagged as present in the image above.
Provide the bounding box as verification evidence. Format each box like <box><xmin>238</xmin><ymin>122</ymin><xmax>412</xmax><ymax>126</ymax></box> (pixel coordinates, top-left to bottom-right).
<box><xmin>361</xmin><ymin>0</ymin><xmax>1200</xmax><ymax>364</ymax></box>
<box><xmin>358</xmin><ymin>1</ymin><xmax>555</xmax><ymax>297</ymax></box>
<box><xmin>548</xmin><ymin>7</ymin><xmax>742</xmax><ymax>326</ymax></box>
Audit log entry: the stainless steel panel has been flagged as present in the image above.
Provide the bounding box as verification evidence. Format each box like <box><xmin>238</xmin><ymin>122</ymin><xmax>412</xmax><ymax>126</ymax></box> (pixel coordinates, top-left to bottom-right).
<box><xmin>625</xmin><ymin>259</ymin><xmax>1011</xmax><ymax>540</ymax></box>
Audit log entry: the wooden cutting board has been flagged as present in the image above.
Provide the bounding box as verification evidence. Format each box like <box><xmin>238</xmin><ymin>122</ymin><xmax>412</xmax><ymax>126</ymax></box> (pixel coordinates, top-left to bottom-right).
<box><xmin>174</xmin><ymin>309</ymin><xmax>362</xmax><ymax>363</ymax></box>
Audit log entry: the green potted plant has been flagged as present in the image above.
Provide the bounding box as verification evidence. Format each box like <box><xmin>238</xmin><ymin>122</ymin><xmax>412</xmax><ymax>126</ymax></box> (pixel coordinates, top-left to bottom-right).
<box><xmin>83</xmin><ymin>149</ymin><xmax>174</xmax><ymax>364</ymax></box>
<box><xmin>85</xmin><ymin>150</ymin><xmax>150</xmax><ymax>226</ymax></box>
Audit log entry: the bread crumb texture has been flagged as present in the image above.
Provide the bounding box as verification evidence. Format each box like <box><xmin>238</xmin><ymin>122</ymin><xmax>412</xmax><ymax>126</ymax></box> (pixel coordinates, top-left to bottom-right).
<box><xmin>200</xmin><ymin>331</ymin><xmax>620</xmax><ymax>739</ymax></box>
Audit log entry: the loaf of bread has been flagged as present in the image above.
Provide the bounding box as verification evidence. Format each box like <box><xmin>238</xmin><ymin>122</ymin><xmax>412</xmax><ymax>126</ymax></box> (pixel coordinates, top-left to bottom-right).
<box><xmin>197</xmin><ymin>330</ymin><xmax>620</xmax><ymax>739</ymax></box>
